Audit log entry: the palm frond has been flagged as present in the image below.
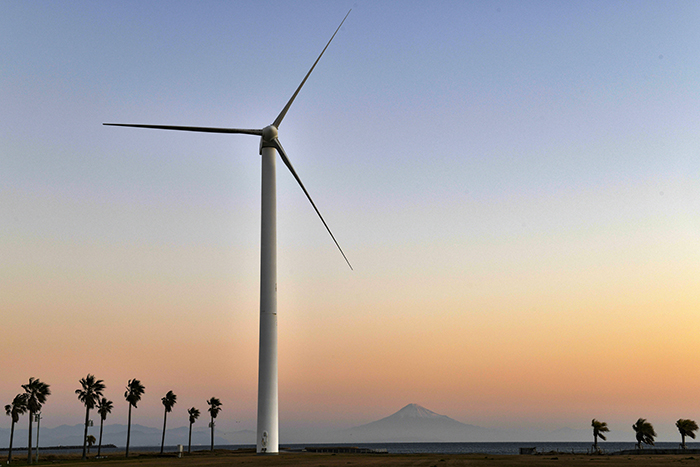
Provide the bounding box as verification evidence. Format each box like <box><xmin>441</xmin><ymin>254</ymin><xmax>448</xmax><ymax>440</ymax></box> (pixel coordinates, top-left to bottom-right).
<box><xmin>633</xmin><ymin>418</ymin><xmax>656</xmax><ymax>446</ymax></box>
<box><xmin>677</xmin><ymin>419</ymin><xmax>699</xmax><ymax>438</ymax></box>
<box><xmin>5</xmin><ymin>394</ymin><xmax>28</xmax><ymax>423</ymax></box>
<box><xmin>161</xmin><ymin>391</ymin><xmax>177</xmax><ymax>412</ymax></box>
<box><xmin>76</xmin><ymin>374</ymin><xmax>106</xmax><ymax>409</ymax></box>
<box><xmin>97</xmin><ymin>398</ymin><xmax>114</xmax><ymax>420</ymax></box>
<box><xmin>207</xmin><ymin>397</ymin><xmax>223</xmax><ymax>418</ymax></box>
<box><xmin>125</xmin><ymin>379</ymin><xmax>145</xmax><ymax>407</ymax></box>
<box><xmin>22</xmin><ymin>377</ymin><xmax>51</xmax><ymax>413</ymax></box>
<box><xmin>188</xmin><ymin>407</ymin><xmax>201</xmax><ymax>424</ymax></box>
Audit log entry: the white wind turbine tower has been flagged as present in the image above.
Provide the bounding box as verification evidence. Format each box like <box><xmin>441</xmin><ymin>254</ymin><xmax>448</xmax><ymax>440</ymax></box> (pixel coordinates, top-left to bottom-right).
<box><xmin>104</xmin><ymin>11</ymin><xmax>352</xmax><ymax>454</ymax></box>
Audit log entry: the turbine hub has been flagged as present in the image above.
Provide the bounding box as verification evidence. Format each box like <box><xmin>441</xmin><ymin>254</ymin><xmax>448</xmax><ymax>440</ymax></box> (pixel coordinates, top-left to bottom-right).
<box><xmin>262</xmin><ymin>125</ymin><xmax>278</xmax><ymax>143</ymax></box>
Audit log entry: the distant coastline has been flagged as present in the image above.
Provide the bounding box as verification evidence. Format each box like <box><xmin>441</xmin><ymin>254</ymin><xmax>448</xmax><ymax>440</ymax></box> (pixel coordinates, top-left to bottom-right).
<box><xmin>0</xmin><ymin>444</ymin><xmax>117</xmax><ymax>452</ymax></box>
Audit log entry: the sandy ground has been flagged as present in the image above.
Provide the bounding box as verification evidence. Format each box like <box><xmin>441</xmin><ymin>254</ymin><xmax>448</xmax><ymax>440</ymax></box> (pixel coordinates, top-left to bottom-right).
<box><xmin>18</xmin><ymin>449</ymin><xmax>700</xmax><ymax>466</ymax></box>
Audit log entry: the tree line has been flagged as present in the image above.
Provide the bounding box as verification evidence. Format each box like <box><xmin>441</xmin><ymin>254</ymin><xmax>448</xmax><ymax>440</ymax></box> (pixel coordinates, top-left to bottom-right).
<box><xmin>4</xmin><ymin>375</ymin><xmax>223</xmax><ymax>464</ymax></box>
<box><xmin>8</xmin><ymin>378</ymin><xmax>700</xmax><ymax>462</ymax></box>
<box><xmin>591</xmin><ymin>418</ymin><xmax>699</xmax><ymax>452</ymax></box>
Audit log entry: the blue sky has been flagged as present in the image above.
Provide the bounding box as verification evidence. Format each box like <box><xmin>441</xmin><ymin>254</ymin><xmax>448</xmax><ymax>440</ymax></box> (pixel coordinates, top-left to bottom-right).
<box><xmin>2</xmin><ymin>1</ymin><xmax>700</xmax><ymax>441</ymax></box>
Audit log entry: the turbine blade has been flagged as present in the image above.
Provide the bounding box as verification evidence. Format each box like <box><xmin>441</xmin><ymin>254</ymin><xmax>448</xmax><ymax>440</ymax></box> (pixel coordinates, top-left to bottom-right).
<box><xmin>271</xmin><ymin>138</ymin><xmax>353</xmax><ymax>270</ymax></box>
<box><xmin>272</xmin><ymin>9</ymin><xmax>351</xmax><ymax>129</ymax></box>
<box><xmin>104</xmin><ymin>123</ymin><xmax>263</xmax><ymax>136</ymax></box>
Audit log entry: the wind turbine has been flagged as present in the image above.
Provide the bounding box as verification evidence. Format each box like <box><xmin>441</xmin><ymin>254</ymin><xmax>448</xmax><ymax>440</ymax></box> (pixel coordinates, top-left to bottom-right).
<box><xmin>104</xmin><ymin>11</ymin><xmax>352</xmax><ymax>454</ymax></box>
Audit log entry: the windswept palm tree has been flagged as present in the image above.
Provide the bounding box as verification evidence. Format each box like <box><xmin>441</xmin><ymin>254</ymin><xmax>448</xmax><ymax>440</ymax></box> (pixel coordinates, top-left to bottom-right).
<box><xmin>86</xmin><ymin>435</ymin><xmax>96</xmax><ymax>455</ymax></box>
<box><xmin>22</xmin><ymin>377</ymin><xmax>51</xmax><ymax>465</ymax></box>
<box><xmin>206</xmin><ymin>397</ymin><xmax>222</xmax><ymax>452</ymax></box>
<box><xmin>632</xmin><ymin>418</ymin><xmax>656</xmax><ymax>449</ymax></box>
<box><xmin>124</xmin><ymin>379</ymin><xmax>145</xmax><ymax>458</ymax></box>
<box><xmin>159</xmin><ymin>390</ymin><xmax>177</xmax><ymax>454</ymax></box>
<box><xmin>96</xmin><ymin>397</ymin><xmax>113</xmax><ymax>458</ymax></box>
<box><xmin>5</xmin><ymin>393</ymin><xmax>27</xmax><ymax>464</ymax></box>
<box><xmin>187</xmin><ymin>407</ymin><xmax>200</xmax><ymax>454</ymax></box>
<box><xmin>591</xmin><ymin>419</ymin><xmax>609</xmax><ymax>452</ymax></box>
<box><xmin>76</xmin><ymin>374</ymin><xmax>105</xmax><ymax>460</ymax></box>
<box><xmin>676</xmin><ymin>419</ymin><xmax>698</xmax><ymax>449</ymax></box>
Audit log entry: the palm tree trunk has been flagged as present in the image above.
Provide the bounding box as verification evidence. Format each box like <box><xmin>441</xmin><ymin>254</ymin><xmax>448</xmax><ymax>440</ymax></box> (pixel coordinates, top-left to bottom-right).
<box><xmin>82</xmin><ymin>406</ymin><xmax>90</xmax><ymax>459</ymax></box>
<box><xmin>7</xmin><ymin>420</ymin><xmax>15</xmax><ymax>464</ymax></box>
<box><xmin>125</xmin><ymin>403</ymin><xmax>132</xmax><ymax>458</ymax></box>
<box><xmin>594</xmin><ymin>434</ymin><xmax>598</xmax><ymax>450</ymax></box>
<box><xmin>27</xmin><ymin>411</ymin><xmax>34</xmax><ymax>465</ymax></box>
<box><xmin>98</xmin><ymin>417</ymin><xmax>104</xmax><ymax>458</ymax></box>
<box><xmin>188</xmin><ymin>421</ymin><xmax>192</xmax><ymax>454</ymax></box>
<box><xmin>210</xmin><ymin>416</ymin><xmax>214</xmax><ymax>451</ymax></box>
<box><xmin>160</xmin><ymin>409</ymin><xmax>167</xmax><ymax>454</ymax></box>
<box><xmin>682</xmin><ymin>433</ymin><xmax>686</xmax><ymax>449</ymax></box>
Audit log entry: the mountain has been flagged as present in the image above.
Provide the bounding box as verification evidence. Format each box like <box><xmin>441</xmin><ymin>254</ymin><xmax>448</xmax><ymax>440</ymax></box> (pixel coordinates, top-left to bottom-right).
<box><xmin>337</xmin><ymin>403</ymin><xmax>499</xmax><ymax>442</ymax></box>
<box><xmin>0</xmin><ymin>406</ymin><xmax>625</xmax><ymax>447</ymax></box>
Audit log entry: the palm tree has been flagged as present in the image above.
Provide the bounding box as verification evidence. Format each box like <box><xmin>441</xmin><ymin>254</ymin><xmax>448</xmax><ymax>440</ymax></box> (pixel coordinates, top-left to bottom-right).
<box><xmin>632</xmin><ymin>418</ymin><xmax>656</xmax><ymax>449</ymax></box>
<box><xmin>676</xmin><ymin>419</ymin><xmax>699</xmax><ymax>449</ymax></box>
<box><xmin>206</xmin><ymin>397</ymin><xmax>222</xmax><ymax>452</ymax></box>
<box><xmin>187</xmin><ymin>407</ymin><xmax>200</xmax><ymax>454</ymax></box>
<box><xmin>5</xmin><ymin>393</ymin><xmax>27</xmax><ymax>464</ymax></box>
<box><xmin>591</xmin><ymin>419</ymin><xmax>609</xmax><ymax>452</ymax></box>
<box><xmin>159</xmin><ymin>390</ymin><xmax>177</xmax><ymax>454</ymax></box>
<box><xmin>124</xmin><ymin>379</ymin><xmax>145</xmax><ymax>458</ymax></box>
<box><xmin>22</xmin><ymin>377</ymin><xmax>51</xmax><ymax>465</ymax></box>
<box><xmin>86</xmin><ymin>435</ymin><xmax>96</xmax><ymax>455</ymax></box>
<box><xmin>76</xmin><ymin>374</ymin><xmax>105</xmax><ymax>460</ymax></box>
<box><xmin>96</xmin><ymin>397</ymin><xmax>113</xmax><ymax>458</ymax></box>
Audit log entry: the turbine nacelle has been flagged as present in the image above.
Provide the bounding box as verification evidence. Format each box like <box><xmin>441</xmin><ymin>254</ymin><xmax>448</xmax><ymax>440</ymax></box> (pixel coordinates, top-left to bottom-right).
<box><xmin>260</xmin><ymin>125</ymin><xmax>279</xmax><ymax>154</ymax></box>
<box><xmin>262</xmin><ymin>125</ymin><xmax>278</xmax><ymax>141</ymax></box>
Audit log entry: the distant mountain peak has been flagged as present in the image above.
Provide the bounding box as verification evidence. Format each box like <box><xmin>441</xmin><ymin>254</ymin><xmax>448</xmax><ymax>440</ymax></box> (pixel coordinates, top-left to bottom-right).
<box><xmin>339</xmin><ymin>403</ymin><xmax>489</xmax><ymax>442</ymax></box>
<box><xmin>394</xmin><ymin>403</ymin><xmax>446</xmax><ymax>419</ymax></box>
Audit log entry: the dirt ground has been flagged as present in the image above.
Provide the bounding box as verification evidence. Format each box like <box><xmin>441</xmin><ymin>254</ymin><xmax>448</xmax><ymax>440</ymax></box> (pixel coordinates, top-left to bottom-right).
<box><xmin>22</xmin><ymin>449</ymin><xmax>700</xmax><ymax>467</ymax></box>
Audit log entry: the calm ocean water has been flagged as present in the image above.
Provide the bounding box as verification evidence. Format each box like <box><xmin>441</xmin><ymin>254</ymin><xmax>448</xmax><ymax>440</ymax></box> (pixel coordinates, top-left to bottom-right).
<box><xmin>14</xmin><ymin>442</ymin><xmax>700</xmax><ymax>456</ymax></box>
<box><xmin>282</xmin><ymin>442</ymin><xmax>700</xmax><ymax>455</ymax></box>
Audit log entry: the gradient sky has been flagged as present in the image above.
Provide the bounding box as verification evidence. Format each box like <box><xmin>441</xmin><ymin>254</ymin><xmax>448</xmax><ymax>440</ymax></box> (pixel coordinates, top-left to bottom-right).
<box><xmin>2</xmin><ymin>0</ymin><xmax>699</xmax><ymax>442</ymax></box>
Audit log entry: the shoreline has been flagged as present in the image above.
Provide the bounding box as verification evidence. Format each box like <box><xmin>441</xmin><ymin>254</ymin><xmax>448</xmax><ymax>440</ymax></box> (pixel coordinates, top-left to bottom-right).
<box><xmin>0</xmin><ymin>444</ymin><xmax>118</xmax><ymax>452</ymax></box>
<box><xmin>3</xmin><ymin>441</ymin><xmax>696</xmax><ymax>454</ymax></box>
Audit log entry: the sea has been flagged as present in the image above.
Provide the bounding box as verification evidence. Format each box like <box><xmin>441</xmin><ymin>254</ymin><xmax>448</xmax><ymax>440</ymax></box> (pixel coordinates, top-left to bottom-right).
<box><xmin>8</xmin><ymin>442</ymin><xmax>700</xmax><ymax>456</ymax></box>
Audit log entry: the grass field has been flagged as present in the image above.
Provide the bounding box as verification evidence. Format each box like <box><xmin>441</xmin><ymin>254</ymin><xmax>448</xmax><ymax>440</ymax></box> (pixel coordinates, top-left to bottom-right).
<box><xmin>14</xmin><ymin>449</ymin><xmax>700</xmax><ymax>466</ymax></box>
